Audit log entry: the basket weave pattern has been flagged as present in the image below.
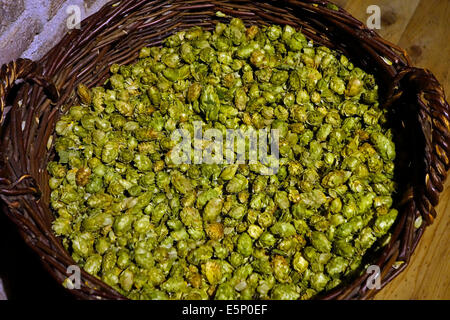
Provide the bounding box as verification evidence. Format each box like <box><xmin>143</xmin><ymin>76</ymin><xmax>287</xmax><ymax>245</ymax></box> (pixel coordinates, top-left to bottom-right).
<box><xmin>0</xmin><ymin>0</ymin><xmax>449</xmax><ymax>300</ymax></box>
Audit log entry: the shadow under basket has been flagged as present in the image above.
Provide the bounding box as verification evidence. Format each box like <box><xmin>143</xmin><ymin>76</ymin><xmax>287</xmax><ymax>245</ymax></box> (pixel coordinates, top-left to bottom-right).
<box><xmin>0</xmin><ymin>0</ymin><xmax>449</xmax><ymax>300</ymax></box>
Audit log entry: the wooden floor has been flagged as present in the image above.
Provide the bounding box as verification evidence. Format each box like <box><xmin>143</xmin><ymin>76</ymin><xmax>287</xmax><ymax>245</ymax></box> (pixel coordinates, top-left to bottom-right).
<box><xmin>333</xmin><ymin>0</ymin><xmax>449</xmax><ymax>300</ymax></box>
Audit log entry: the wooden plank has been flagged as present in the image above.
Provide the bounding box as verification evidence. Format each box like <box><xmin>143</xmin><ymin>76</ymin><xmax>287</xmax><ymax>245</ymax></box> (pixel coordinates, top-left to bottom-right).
<box><xmin>341</xmin><ymin>0</ymin><xmax>420</xmax><ymax>44</ymax></box>
<box><xmin>397</xmin><ymin>0</ymin><xmax>450</xmax><ymax>93</ymax></box>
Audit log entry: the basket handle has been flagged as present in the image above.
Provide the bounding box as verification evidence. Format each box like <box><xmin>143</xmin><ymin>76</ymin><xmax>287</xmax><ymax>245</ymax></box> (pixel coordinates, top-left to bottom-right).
<box><xmin>0</xmin><ymin>58</ymin><xmax>59</xmax><ymax>125</ymax></box>
<box><xmin>399</xmin><ymin>67</ymin><xmax>450</xmax><ymax>225</ymax></box>
<box><xmin>0</xmin><ymin>59</ymin><xmax>59</xmax><ymax>198</ymax></box>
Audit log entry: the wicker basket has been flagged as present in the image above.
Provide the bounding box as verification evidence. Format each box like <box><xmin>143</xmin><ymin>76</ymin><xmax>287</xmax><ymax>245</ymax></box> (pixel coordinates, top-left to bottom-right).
<box><xmin>0</xmin><ymin>0</ymin><xmax>449</xmax><ymax>300</ymax></box>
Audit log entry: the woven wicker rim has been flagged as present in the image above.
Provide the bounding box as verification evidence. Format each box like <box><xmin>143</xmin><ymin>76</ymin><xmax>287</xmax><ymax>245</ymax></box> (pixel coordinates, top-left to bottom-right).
<box><xmin>0</xmin><ymin>0</ymin><xmax>449</xmax><ymax>300</ymax></box>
